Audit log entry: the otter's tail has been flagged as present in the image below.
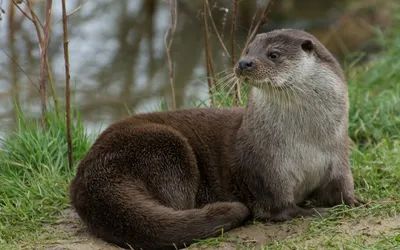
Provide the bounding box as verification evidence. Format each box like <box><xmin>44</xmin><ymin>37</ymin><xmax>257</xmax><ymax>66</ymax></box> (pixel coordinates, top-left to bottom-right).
<box><xmin>71</xmin><ymin>182</ymin><xmax>249</xmax><ymax>250</ymax></box>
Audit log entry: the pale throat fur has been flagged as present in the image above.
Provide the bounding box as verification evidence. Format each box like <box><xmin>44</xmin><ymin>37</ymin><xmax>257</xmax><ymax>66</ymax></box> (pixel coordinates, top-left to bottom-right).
<box><xmin>238</xmin><ymin>39</ymin><xmax>350</xmax><ymax>203</ymax></box>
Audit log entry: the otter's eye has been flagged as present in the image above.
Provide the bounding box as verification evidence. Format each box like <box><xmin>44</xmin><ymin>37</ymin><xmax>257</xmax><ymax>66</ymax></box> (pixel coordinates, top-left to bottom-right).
<box><xmin>268</xmin><ymin>52</ymin><xmax>280</xmax><ymax>59</ymax></box>
<box><xmin>245</xmin><ymin>48</ymin><xmax>250</xmax><ymax>55</ymax></box>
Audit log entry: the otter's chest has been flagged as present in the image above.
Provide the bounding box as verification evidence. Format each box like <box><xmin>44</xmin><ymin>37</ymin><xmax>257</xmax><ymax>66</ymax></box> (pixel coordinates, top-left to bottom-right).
<box><xmin>283</xmin><ymin>141</ymin><xmax>331</xmax><ymax>202</ymax></box>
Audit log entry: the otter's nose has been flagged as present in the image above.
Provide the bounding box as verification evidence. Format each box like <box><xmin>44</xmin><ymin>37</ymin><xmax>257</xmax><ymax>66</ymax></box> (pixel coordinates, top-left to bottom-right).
<box><xmin>238</xmin><ymin>60</ymin><xmax>254</xmax><ymax>71</ymax></box>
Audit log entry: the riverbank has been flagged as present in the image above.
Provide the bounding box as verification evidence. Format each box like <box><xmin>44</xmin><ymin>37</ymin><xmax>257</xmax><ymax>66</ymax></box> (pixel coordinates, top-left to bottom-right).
<box><xmin>1</xmin><ymin>21</ymin><xmax>400</xmax><ymax>250</ymax></box>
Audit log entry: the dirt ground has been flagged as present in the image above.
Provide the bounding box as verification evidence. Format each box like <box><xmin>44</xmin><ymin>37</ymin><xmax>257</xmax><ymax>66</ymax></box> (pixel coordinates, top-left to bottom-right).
<box><xmin>36</xmin><ymin>209</ymin><xmax>399</xmax><ymax>250</ymax></box>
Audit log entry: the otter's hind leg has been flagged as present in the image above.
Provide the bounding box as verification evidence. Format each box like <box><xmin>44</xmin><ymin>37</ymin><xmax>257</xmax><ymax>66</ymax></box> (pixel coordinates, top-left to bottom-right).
<box><xmin>313</xmin><ymin>159</ymin><xmax>365</xmax><ymax>207</ymax></box>
<box><xmin>313</xmin><ymin>176</ymin><xmax>365</xmax><ymax>207</ymax></box>
<box><xmin>128</xmin><ymin>124</ymin><xmax>201</xmax><ymax>210</ymax></box>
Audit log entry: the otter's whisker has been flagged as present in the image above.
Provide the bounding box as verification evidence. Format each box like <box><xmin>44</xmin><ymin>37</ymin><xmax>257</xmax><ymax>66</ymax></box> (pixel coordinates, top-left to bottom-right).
<box><xmin>217</xmin><ymin>68</ymin><xmax>234</xmax><ymax>76</ymax></box>
<box><xmin>217</xmin><ymin>72</ymin><xmax>235</xmax><ymax>83</ymax></box>
<box><xmin>215</xmin><ymin>73</ymin><xmax>236</xmax><ymax>91</ymax></box>
<box><xmin>215</xmin><ymin>76</ymin><xmax>236</xmax><ymax>102</ymax></box>
<box><xmin>218</xmin><ymin>79</ymin><xmax>239</xmax><ymax>108</ymax></box>
<box><xmin>214</xmin><ymin>81</ymin><xmax>234</xmax><ymax>97</ymax></box>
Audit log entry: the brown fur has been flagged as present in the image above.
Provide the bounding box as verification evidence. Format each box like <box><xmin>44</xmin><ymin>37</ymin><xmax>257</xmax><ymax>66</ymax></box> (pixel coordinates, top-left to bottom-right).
<box><xmin>69</xmin><ymin>29</ymin><xmax>363</xmax><ymax>250</ymax></box>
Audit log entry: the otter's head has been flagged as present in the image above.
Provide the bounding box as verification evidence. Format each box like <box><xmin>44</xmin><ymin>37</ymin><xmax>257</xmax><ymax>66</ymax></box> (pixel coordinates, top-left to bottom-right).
<box><xmin>235</xmin><ymin>29</ymin><xmax>345</xmax><ymax>90</ymax></box>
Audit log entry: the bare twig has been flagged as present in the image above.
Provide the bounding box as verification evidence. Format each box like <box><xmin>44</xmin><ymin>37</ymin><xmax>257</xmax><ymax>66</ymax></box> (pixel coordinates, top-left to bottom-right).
<box><xmin>230</xmin><ymin>0</ymin><xmax>238</xmax><ymax>68</ymax></box>
<box><xmin>26</xmin><ymin>0</ymin><xmax>44</xmax><ymax>30</ymax></box>
<box><xmin>230</xmin><ymin>0</ymin><xmax>239</xmax><ymax>106</ymax></box>
<box><xmin>56</xmin><ymin>0</ymin><xmax>88</xmax><ymax>24</ymax></box>
<box><xmin>216</xmin><ymin>5</ymin><xmax>229</xmax><ymax>41</ymax></box>
<box><xmin>26</xmin><ymin>0</ymin><xmax>45</xmax><ymax>122</ymax></box>
<box><xmin>17</xmin><ymin>1</ymin><xmax>59</xmax><ymax>117</ymax></box>
<box><xmin>61</xmin><ymin>0</ymin><xmax>73</xmax><ymax>169</ymax></box>
<box><xmin>3</xmin><ymin>50</ymin><xmax>39</xmax><ymax>91</ymax></box>
<box><xmin>247</xmin><ymin>1</ymin><xmax>263</xmax><ymax>42</ymax></box>
<box><xmin>12</xmin><ymin>0</ymin><xmax>34</xmax><ymax>23</ymax></box>
<box><xmin>37</xmin><ymin>0</ymin><xmax>53</xmax><ymax>126</ymax></box>
<box><xmin>46</xmin><ymin>56</ymin><xmax>60</xmax><ymax>116</ymax></box>
<box><xmin>204</xmin><ymin>0</ymin><xmax>230</xmax><ymax>58</ymax></box>
<box><xmin>202</xmin><ymin>1</ymin><xmax>214</xmax><ymax>107</ymax></box>
<box><xmin>242</xmin><ymin>0</ymin><xmax>275</xmax><ymax>56</ymax></box>
<box><xmin>7</xmin><ymin>1</ymin><xmax>21</xmax><ymax>112</ymax></box>
<box><xmin>0</xmin><ymin>1</ymin><xmax>5</xmax><ymax>21</ymax></box>
<box><xmin>26</xmin><ymin>1</ymin><xmax>42</xmax><ymax>43</ymax></box>
<box><xmin>202</xmin><ymin>2</ymin><xmax>216</xmax><ymax>81</ymax></box>
<box><xmin>164</xmin><ymin>0</ymin><xmax>177</xmax><ymax>110</ymax></box>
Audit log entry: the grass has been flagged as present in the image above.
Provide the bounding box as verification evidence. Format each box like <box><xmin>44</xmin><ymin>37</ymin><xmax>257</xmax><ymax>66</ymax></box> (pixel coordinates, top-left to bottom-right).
<box><xmin>1</xmin><ymin>13</ymin><xmax>400</xmax><ymax>250</ymax></box>
<box><xmin>347</xmin><ymin>25</ymin><xmax>400</xmax><ymax>144</ymax></box>
<box><xmin>0</xmin><ymin>107</ymin><xmax>93</xmax><ymax>248</ymax></box>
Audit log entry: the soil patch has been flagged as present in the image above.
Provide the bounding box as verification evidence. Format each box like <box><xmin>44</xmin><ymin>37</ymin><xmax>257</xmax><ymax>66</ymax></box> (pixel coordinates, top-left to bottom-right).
<box><xmin>33</xmin><ymin>209</ymin><xmax>399</xmax><ymax>250</ymax></box>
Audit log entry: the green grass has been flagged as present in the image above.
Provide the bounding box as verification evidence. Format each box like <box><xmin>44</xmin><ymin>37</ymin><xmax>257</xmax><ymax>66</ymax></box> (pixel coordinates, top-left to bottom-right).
<box><xmin>1</xmin><ymin>12</ymin><xmax>400</xmax><ymax>250</ymax></box>
<box><xmin>347</xmin><ymin>25</ymin><xmax>400</xmax><ymax>144</ymax></box>
<box><xmin>0</xmin><ymin>107</ymin><xmax>93</xmax><ymax>247</ymax></box>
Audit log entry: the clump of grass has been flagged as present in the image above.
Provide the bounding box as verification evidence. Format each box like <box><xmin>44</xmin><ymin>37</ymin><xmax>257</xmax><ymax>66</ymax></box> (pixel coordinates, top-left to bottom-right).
<box><xmin>348</xmin><ymin>20</ymin><xmax>400</xmax><ymax>144</ymax></box>
<box><xmin>212</xmin><ymin>84</ymin><xmax>249</xmax><ymax>108</ymax></box>
<box><xmin>351</xmin><ymin>139</ymin><xmax>400</xmax><ymax>200</ymax></box>
<box><xmin>0</xmin><ymin>105</ymin><xmax>93</xmax><ymax>244</ymax></box>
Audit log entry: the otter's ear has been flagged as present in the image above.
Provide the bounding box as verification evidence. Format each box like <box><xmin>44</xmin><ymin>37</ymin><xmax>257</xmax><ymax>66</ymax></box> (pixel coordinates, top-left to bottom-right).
<box><xmin>301</xmin><ymin>39</ymin><xmax>314</xmax><ymax>52</ymax></box>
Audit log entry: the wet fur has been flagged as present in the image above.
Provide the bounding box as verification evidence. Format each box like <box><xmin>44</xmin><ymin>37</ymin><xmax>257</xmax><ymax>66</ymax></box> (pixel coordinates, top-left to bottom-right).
<box><xmin>69</xmin><ymin>29</ymin><xmax>363</xmax><ymax>249</ymax></box>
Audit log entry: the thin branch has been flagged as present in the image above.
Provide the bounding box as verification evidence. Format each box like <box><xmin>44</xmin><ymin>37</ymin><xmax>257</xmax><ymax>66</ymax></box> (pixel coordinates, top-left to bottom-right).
<box><xmin>46</xmin><ymin>56</ymin><xmax>60</xmax><ymax>116</ymax></box>
<box><xmin>217</xmin><ymin>5</ymin><xmax>229</xmax><ymax>41</ymax></box>
<box><xmin>0</xmin><ymin>1</ymin><xmax>5</xmax><ymax>22</ymax></box>
<box><xmin>242</xmin><ymin>0</ymin><xmax>275</xmax><ymax>56</ymax></box>
<box><xmin>247</xmin><ymin>1</ymin><xmax>263</xmax><ymax>42</ymax></box>
<box><xmin>61</xmin><ymin>0</ymin><xmax>73</xmax><ymax>169</ymax></box>
<box><xmin>12</xmin><ymin>0</ymin><xmax>34</xmax><ymax>23</ymax></box>
<box><xmin>164</xmin><ymin>0</ymin><xmax>177</xmax><ymax>110</ymax></box>
<box><xmin>27</xmin><ymin>0</ymin><xmax>43</xmax><ymax>44</ymax></box>
<box><xmin>7</xmin><ymin>1</ymin><xmax>21</xmax><ymax>112</ymax></box>
<box><xmin>16</xmin><ymin>0</ymin><xmax>59</xmax><ymax>117</ymax></box>
<box><xmin>3</xmin><ymin>50</ymin><xmax>40</xmax><ymax>91</ymax></box>
<box><xmin>203</xmin><ymin>2</ymin><xmax>216</xmax><ymax>81</ymax></box>
<box><xmin>204</xmin><ymin>0</ymin><xmax>230</xmax><ymax>58</ymax></box>
<box><xmin>230</xmin><ymin>0</ymin><xmax>238</xmax><ymax>68</ymax></box>
<box><xmin>202</xmin><ymin>1</ymin><xmax>214</xmax><ymax>107</ymax></box>
<box><xmin>26</xmin><ymin>0</ymin><xmax>44</xmax><ymax>30</ymax></box>
<box><xmin>56</xmin><ymin>0</ymin><xmax>88</xmax><ymax>24</ymax></box>
<box><xmin>229</xmin><ymin>0</ymin><xmax>239</xmax><ymax>106</ymax></box>
<box><xmin>38</xmin><ymin>0</ymin><xmax>52</xmax><ymax>126</ymax></box>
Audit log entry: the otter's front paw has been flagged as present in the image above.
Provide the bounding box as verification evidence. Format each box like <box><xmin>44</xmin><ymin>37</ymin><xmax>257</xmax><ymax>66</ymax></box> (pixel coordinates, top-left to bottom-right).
<box><xmin>344</xmin><ymin>196</ymin><xmax>367</xmax><ymax>207</ymax></box>
<box><xmin>269</xmin><ymin>206</ymin><xmax>326</xmax><ymax>222</ymax></box>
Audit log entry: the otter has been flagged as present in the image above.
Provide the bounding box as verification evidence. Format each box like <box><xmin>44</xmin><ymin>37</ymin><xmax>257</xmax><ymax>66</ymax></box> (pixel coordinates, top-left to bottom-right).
<box><xmin>69</xmin><ymin>29</ymin><xmax>363</xmax><ymax>250</ymax></box>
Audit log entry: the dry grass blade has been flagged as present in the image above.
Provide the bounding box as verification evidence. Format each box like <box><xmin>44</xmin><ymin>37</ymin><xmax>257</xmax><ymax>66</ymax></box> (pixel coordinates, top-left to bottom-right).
<box><xmin>164</xmin><ymin>0</ymin><xmax>178</xmax><ymax>111</ymax></box>
<box><xmin>204</xmin><ymin>0</ymin><xmax>230</xmax><ymax>58</ymax></box>
<box><xmin>3</xmin><ymin>50</ymin><xmax>40</xmax><ymax>92</ymax></box>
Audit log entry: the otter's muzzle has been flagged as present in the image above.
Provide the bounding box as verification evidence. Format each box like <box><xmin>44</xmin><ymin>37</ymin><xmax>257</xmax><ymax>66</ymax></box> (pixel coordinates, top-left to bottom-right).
<box><xmin>235</xmin><ymin>58</ymin><xmax>255</xmax><ymax>77</ymax></box>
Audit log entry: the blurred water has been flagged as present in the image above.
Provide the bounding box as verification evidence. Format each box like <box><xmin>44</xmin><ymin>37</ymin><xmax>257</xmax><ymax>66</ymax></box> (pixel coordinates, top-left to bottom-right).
<box><xmin>0</xmin><ymin>0</ymin><xmax>388</xmax><ymax>134</ymax></box>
